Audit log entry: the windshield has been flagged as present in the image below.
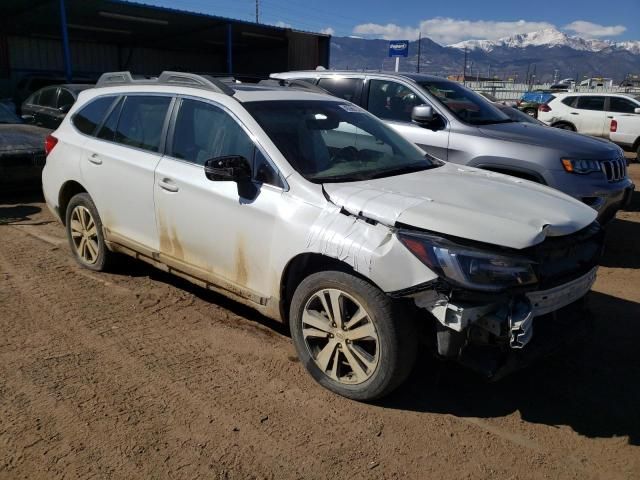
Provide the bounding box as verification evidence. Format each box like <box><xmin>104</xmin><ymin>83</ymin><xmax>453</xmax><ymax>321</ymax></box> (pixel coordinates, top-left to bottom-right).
<box><xmin>0</xmin><ymin>103</ymin><xmax>22</xmax><ymax>124</ymax></box>
<box><xmin>418</xmin><ymin>80</ymin><xmax>512</xmax><ymax>125</ymax></box>
<box><xmin>244</xmin><ymin>100</ymin><xmax>439</xmax><ymax>183</ymax></box>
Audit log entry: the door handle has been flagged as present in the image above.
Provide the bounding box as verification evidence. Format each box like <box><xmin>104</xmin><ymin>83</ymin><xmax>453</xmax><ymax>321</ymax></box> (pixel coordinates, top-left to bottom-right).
<box><xmin>158</xmin><ymin>178</ymin><xmax>179</xmax><ymax>192</ymax></box>
<box><xmin>607</xmin><ymin>115</ymin><xmax>614</xmax><ymax>118</ymax></box>
<box><xmin>88</xmin><ymin>153</ymin><xmax>102</xmax><ymax>165</ymax></box>
<box><xmin>570</xmin><ymin>112</ymin><xmax>579</xmax><ymax>115</ymax></box>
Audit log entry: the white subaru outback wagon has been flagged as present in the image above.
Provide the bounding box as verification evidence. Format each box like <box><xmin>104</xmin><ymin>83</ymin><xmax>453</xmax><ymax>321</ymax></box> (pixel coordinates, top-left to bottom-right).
<box><xmin>43</xmin><ymin>71</ymin><xmax>603</xmax><ymax>400</ymax></box>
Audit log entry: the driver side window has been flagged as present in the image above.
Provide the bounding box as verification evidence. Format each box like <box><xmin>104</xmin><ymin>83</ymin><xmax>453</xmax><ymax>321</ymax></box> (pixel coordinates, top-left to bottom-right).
<box><xmin>367</xmin><ymin>80</ymin><xmax>423</xmax><ymax>123</ymax></box>
<box><xmin>171</xmin><ymin>99</ymin><xmax>282</xmax><ymax>187</ymax></box>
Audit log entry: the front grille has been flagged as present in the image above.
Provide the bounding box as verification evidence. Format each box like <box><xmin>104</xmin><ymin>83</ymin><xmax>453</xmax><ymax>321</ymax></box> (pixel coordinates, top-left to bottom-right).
<box><xmin>525</xmin><ymin>222</ymin><xmax>604</xmax><ymax>289</ymax></box>
<box><xmin>601</xmin><ymin>157</ymin><xmax>627</xmax><ymax>182</ymax></box>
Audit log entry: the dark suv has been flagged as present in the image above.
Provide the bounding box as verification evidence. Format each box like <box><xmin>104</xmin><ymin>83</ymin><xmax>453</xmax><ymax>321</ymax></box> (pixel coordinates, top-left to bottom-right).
<box><xmin>22</xmin><ymin>84</ymin><xmax>94</xmax><ymax>129</ymax></box>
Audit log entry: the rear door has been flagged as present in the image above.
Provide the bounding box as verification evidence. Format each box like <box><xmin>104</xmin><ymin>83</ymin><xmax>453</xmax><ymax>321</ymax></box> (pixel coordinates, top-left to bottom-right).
<box><xmin>316</xmin><ymin>77</ymin><xmax>363</xmax><ymax>104</ymax></box>
<box><xmin>365</xmin><ymin>77</ymin><xmax>449</xmax><ymax>159</ymax></box>
<box><xmin>574</xmin><ymin>96</ymin><xmax>606</xmax><ymax>136</ymax></box>
<box><xmin>81</xmin><ymin>94</ymin><xmax>173</xmax><ymax>251</ymax></box>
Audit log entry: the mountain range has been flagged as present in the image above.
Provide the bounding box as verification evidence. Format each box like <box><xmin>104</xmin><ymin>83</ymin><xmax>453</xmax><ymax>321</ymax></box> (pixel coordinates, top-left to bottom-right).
<box><xmin>329</xmin><ymin>28</ymin><xmax>640</xmax><ymax>83</ymax></box>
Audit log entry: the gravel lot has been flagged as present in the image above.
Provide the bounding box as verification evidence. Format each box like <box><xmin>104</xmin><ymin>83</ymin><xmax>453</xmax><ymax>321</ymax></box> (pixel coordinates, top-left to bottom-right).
<box><xmin>1</xmin><ymin>164</ymin><xmax>639</xmax><ymax>479</ymax></box>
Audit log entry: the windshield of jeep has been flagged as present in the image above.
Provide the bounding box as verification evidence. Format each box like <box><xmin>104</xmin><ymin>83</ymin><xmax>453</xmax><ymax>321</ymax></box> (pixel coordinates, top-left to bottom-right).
<box><xmin>244</xmin><ymin>100</ymin><xmax>440</xmax><ymax>183</ymax></box>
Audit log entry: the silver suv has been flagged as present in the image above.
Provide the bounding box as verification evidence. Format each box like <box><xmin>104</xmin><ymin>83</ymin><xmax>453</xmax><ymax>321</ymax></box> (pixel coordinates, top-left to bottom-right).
<box><xmin>273</xmin><ymin>71</ymin><xmax>635</xmax><ymax>223</ymax></box>
<box><xmin>43</xmin><ymin>71</ymin><xmax>604</xmax><ymax>400</ymax></box>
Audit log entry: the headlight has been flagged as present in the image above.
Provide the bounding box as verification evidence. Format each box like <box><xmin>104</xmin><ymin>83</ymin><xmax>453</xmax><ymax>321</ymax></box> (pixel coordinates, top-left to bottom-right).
<box><xmin>398</xmin><ymin>232</ymin><xmax>537</xmax><ymax>292</ymax></box>
<box><xmin>561</xmin><ymin>158</ymin><xmax>602</xmax><ymax>175</ymax></box>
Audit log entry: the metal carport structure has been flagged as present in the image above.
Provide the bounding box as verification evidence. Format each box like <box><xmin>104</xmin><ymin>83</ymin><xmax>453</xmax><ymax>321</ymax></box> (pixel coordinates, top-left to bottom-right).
<box><xmin>0</xmin><ymin>0</ymin><xmax>330</xmax><ymax>96</ymax></box>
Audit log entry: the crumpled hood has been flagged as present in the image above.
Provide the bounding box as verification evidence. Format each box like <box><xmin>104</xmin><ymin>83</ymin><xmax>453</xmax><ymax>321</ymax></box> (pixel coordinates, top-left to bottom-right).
<box><xmin>323</xmin><ymin>163</ymin><xmax>597</xmax><ymax>250</ymax></box>
<box><xmin>478</xmin><ymin>122</ymin><xmax>621</xmax><ymax>158</ymax></box>
<box><xmin>0</xmin><ymin>125</ymin><xmax>50</xmax><ymax>153</ymax></box>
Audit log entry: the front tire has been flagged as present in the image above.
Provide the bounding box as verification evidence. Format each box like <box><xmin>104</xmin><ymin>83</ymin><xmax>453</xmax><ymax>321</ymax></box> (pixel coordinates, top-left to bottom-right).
<box><xmin>289</xmin><ymin>271</ymin><xmax>417</xmax><ymax>401</ymax></box>
<box><xmin>65</xmin><ymin>193</ymin><xmax>113</xmax><ymax>271</ymax></box>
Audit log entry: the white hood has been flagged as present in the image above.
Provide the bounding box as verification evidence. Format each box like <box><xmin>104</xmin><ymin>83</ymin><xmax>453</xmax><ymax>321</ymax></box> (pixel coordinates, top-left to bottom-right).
<box><xmin>322</xmin><ymin>163</ymin><xmax>597</xmax><ymax>250</ymax></box>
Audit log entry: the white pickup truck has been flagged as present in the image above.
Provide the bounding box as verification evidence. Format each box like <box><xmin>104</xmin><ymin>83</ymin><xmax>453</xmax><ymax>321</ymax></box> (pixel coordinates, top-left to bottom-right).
<box><xmin>610</xmin><ymin>113</ymin><xmax>640</xmax><ymax>160</ymax></box>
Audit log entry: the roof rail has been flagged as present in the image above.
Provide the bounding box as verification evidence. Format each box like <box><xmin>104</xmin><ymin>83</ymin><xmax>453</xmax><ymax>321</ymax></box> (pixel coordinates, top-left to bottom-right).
<box><xmin>95</xmin><ymin>71</ymin><xmax>235</xmax><ymax>96</ymax></box>
<box><xmin>258</xmin><ymin>78</ymin><xmax>329</xmax><ymax>95</ymax></box>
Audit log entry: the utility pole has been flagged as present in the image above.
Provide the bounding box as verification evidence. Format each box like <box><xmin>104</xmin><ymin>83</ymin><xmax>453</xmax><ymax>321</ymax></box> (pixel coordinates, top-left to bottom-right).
<box><xmin>255</xmin><ymin>0</ymin><xmax>259</xmax><ymax>23</ymax></box>
<box><xmin>463</xmin><ymin>47</ymin><xmax>468</xmax><ymax>85</ymax></box>
<box><xmin>416</xmin><ymin>32</ymin><xmax>422</xmax><ymax>73</ymax></box>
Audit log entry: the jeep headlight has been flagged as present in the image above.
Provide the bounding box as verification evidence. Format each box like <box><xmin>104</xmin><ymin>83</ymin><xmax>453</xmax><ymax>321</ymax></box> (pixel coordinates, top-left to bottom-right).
<box><xmin>561</xmin><ymin>158</ymin><xmax>602</xmax><ymax>175</ymax></box>
<box><xmin>398</xmin><ymin>232</ymin><xmax>537</xmax><ymax>292</ymax></box>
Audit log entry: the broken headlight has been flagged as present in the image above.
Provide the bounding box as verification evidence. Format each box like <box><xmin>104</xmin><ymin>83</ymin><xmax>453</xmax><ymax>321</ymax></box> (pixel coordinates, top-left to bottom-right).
<box><xmin>398</xmin><ymin>232</ymin><xmax>537</xmax><ymax>292</ymax></box>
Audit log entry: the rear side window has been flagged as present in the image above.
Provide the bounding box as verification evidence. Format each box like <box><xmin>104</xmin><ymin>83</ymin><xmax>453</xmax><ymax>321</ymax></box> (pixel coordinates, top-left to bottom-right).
<box><xmin>561</xmin><ymin>96</ymin><xmax>577</xmax><ymax>107</ymax></box>
<box><xmin>115</xmin><ymin>96</ymin><xmax>171</xmax><ymax>153</ymax></box>
<box><xmin>73</xmin><ymin>96</ymin><xmax>117</xmax><ymax>135</ymax></box>
<box><xmin>38</xmin><ymin>88</ymin><xmax>58</xmax><ymax>108</ymax></box>
<box><xmin>25</xmin><ymin>91</ymin><xmax>40</xmax><ymax>105</ymax></box>
<box><xmin>317</xmin><ymin>78</ymin><xmax>362</xmax><ymax>102</ymax></box>
<box><xmin>57</xmin><ymin>89</ymin><xmax>74</xmax><ymax>109</ymax></box>
<box><xmin>609</xmin><ymin>97</ymin><xmax>638</xmax><ymax>113</ymax></box>
<box><xmin>576</xmin><ymin>96</ymin><xmax>605</xmax><ymax>111</ymax></box>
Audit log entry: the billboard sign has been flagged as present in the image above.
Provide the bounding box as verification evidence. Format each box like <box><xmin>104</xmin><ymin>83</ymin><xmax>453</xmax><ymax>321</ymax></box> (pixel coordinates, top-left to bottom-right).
<box><xmin>388</xmin><ymin>40</ymin><xmax>409</xmax><ymax>57</ymax></box>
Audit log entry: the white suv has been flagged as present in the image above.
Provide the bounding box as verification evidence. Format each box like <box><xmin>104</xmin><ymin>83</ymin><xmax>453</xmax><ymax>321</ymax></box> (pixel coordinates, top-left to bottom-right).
<box><xmin>538</xmin><ymin>92</ymin><xmax>640</xmax><ymax>137</ymax></box>
<box><xmin>43</xmin><ymin>71</ymin><xmax>603</xmax><ymax>400</ymax></box>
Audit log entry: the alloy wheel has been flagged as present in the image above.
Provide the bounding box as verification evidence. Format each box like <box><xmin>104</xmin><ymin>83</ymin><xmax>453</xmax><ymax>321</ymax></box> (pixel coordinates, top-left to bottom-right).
<box><xmin>70</xmin><ymin>205</ymin><xmax>99</xmax><ymax>264</ymax></box>
<box><xmin>302</xmin><ymin>288</ymin><xmax>380</xmax><ymax>385</ymax></box>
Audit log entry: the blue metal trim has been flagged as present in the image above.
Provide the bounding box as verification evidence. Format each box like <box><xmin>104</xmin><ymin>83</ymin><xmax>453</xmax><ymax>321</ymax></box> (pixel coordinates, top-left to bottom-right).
<box><xmin>59</xmin><ymin>0</ymin><xmax>72</xmax><ymax>82</ymax></box>
<box><xmin>227</xmin><ymin>23</ymin><xmax>233</xmax><ymax>74</ymax></box>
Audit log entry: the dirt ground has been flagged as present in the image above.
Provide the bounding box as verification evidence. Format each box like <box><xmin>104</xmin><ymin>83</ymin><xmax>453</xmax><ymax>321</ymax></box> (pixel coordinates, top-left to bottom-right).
<box><xmin>1</xmin><ymin>165</ymin><xmax>639</xmax><ymax>480</ymax></box>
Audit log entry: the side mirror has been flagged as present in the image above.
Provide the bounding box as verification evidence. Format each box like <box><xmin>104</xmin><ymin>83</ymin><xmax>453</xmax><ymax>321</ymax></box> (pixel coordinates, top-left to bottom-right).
<box><xmin>634</xmin><ymin>107</ymin><xmax>640</xmax><ymax>114</ymax></box>
<box><xmin>59</xmin><ymin>104</ymin><xmax>72</xmax><ymax>113</ymax></box>
<box><xmin>204</xmin><ymin>155</ymin><xmax>252</xmax><ymax>183</ymax></box>
<box><xmin>21</xmin><ymin>114</ymin><xmax>35</xmax><ymax>124</ymax></box>
<box><xmin>411</xmin><ymin>105</ymin><xmax>434</xmax><ymax>125</ymax></box>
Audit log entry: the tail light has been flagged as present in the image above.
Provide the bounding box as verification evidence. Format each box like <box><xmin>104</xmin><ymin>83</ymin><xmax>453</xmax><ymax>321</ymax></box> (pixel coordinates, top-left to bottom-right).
<box><xmin>538</xmin><ymin>104</ymin><xmax>552</xmax><ymax>112</ymax></box>
<box><xmin>610</xmin><ymin>119</ymin><xmax>618</xmax><ymax>132</ymax></box>
<box><xmin>45</xmin><ymin>134</ymin><xmax>58</xmax><ymax>155</ymax></box>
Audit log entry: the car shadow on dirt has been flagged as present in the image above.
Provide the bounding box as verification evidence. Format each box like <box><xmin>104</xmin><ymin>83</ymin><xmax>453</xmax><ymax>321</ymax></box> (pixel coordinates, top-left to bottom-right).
<box><xmin>601</xmin><ymin>217</ymin><xmax>640</xmax><ymax>269</ymax></box>
<box><xmin>0</xmin><ymin>204</ymin><xmax>42</xmax><ymax>225</ymax></box>
<box><xmin>385</xmin><ymin>290</ymin><xmax>640</xmax><ymax>445</ymax></box>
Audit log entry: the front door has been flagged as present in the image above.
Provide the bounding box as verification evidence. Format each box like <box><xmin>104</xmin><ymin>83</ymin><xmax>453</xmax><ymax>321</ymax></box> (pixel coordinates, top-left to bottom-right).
<box><xmin>365</xmin><ymin>78</ymin><xmax>450</xmax><ymax>160</ymax></box>
<box><xmin>153</xmin><ymin>97</ymin><xmax>284</xmax><ymax>299</ymax></box>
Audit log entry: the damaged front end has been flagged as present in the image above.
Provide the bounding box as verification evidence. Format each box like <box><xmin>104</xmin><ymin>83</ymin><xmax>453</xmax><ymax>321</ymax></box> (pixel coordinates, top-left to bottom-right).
<box><xmin>396</xmin><ymin>222</ymin><xmax>604</xmax><ymax>379</ymax></box>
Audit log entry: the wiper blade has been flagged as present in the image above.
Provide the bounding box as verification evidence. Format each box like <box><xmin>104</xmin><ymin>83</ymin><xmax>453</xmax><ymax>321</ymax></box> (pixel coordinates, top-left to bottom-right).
<box><xmin>367</xmin><ymin>162</ymin><xmax>434</xmax><ymax>180</ymax></box>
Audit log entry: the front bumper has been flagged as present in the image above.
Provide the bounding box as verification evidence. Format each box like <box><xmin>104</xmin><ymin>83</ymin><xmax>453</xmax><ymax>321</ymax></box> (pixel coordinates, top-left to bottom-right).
<box><xmin>590</xmin><ymin>182</ymin><xmax>635</xmax><ymax>224</ymax></box>
<box><xmin>413</xmin><ymin>267</ymin><xmax>598</xmax><ymax>379</ymax></box>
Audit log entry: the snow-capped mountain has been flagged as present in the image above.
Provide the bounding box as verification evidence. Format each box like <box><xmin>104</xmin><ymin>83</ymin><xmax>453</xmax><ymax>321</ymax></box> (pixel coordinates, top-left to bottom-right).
<box><xmin>449</xmin><ymin>28</ymin><xmax>637</xmax><ymax>54</ymax></box>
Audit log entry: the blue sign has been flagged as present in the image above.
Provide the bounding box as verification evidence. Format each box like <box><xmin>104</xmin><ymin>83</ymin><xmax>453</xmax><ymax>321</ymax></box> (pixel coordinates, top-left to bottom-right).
<box><xmin>388</xmin><ymin>40</ymin><xmax>409</xmax><ymax>57</ymax></box>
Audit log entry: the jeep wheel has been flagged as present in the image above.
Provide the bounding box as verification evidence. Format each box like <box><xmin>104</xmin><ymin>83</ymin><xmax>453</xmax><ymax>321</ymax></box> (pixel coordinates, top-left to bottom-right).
<box><xmin>65</xmin><ymin>193</ymin><xmax>113</xmax><ymax>271</ymax></box>
<box><xmin>524</xmin><ymin>108</ymin><xmax>537</xmax><ymax>117</ymax></box>
<box><xmin>289</xmin><ymin>271</ymin><xmax>417</xmax><ymax>401</ymax></box>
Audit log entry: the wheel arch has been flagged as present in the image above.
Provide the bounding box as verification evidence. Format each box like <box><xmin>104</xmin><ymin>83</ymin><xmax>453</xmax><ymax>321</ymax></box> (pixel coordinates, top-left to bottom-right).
<box><xmin>58</xmin><ymin>180</ymin><xmax>88</xmax><ymax>226</ymax></box>
<box><xmin>279</xmin><ymin>253</ymin><xmax>380</xmax><ymax>324</ymax></box>
<box><xmin>551</xmin><ymin>121</ymin><xmax>576</xmax><ymax>131</ymax></box>
<box><xmin>473</xmin><ymin>164</ymin><xmax>547</xmax><ymax>184</ymax></box>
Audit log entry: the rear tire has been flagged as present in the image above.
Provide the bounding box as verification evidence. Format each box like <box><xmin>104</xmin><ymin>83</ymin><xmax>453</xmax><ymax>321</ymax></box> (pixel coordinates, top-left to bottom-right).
<box><xmin>65</xmin><ymin>193</ymin><xmax>113</xmax><ymax>271</ymax></box>
<box><xmin>524</xmin><ymin>108</ymin><xmax>537</xmax><ymax>118</ymax></box>
<box><xmin>289</xmin><ymin>270</ymin><xmax>417</xmax><ymax>401</ymax></box>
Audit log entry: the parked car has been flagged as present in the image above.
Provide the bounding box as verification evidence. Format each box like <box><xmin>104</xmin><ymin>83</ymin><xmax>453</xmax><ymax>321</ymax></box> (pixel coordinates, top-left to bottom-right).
<box><xmin>515</xmin><ymin>91</ymin><xmax>556</xmax><ymax>117</ymax></box>
<box><xmin>0</xmin><ymin>103</ymin><xmax>50</xmax><ymax>191</ymax></box>
<box><xmin>610</xmin><ymin>114</ymin><xmax>640</xmax><ymax>160</ymax></box>
<box><xmin>44</xmin><ymin>71</ymin><xmax>606</xmax><ymax>400</ymax></box>
<box><xmin>22</xmin><ymin>84</ymin><xmax>94</xmax><ymax>129</ymax></box>
<box><xmin>272</xmin><ymin>71</ymin><xmax>634</xmax><ymax>223</ymax></box>
<box><xmin>537</xmin><ymin>92</ymin><xmax>640</xmax><ymax>137</ymax></box>
<box><xmin>13</xmin><ymin>74</ymin><xmax>93</xmax><ymax>113</ymax></box>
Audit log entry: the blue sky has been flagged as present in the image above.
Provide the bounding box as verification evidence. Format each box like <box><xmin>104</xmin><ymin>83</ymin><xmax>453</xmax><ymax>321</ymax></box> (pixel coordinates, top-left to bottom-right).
<box><xmin>143</xmin><ymin>0</ymin><xmax>639</xmax><ymax>43</ymax></box>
